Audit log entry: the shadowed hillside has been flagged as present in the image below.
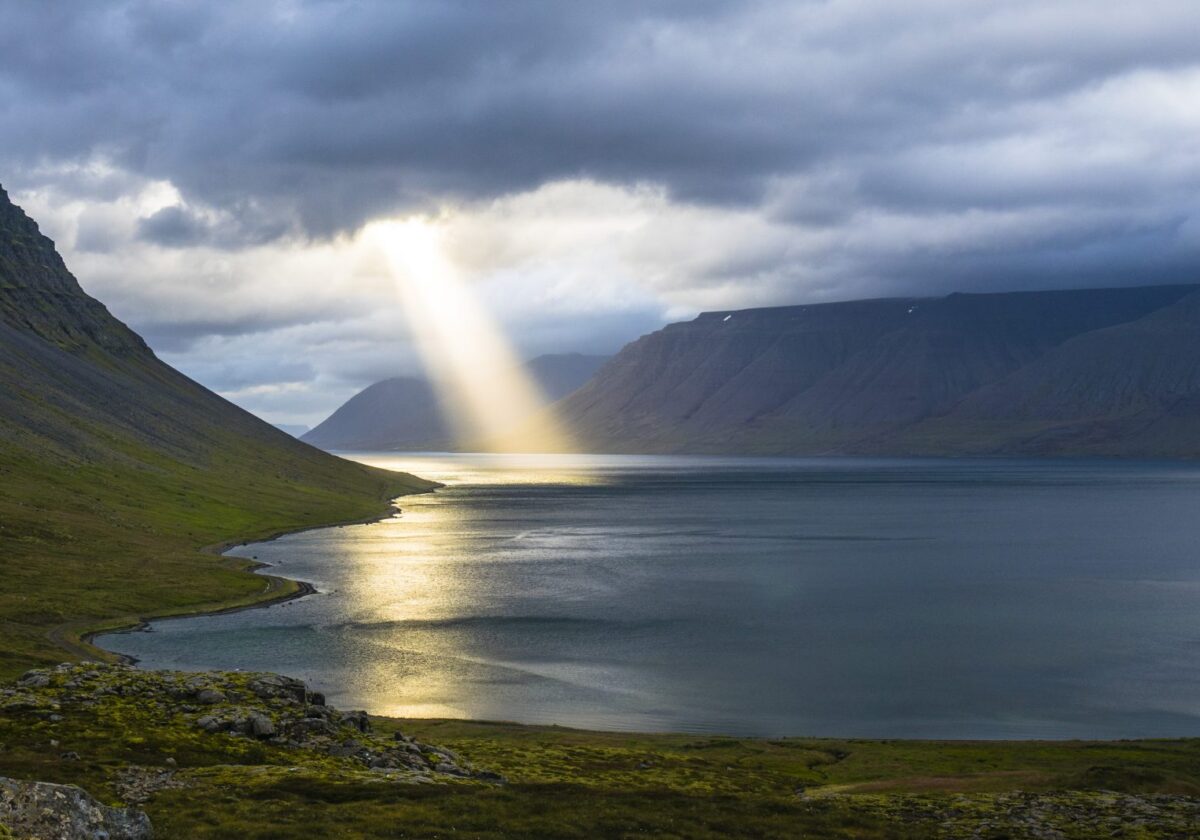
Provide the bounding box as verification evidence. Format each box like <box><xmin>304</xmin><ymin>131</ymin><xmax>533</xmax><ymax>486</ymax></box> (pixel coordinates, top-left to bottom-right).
<box><xmin>0</xmin><ymin>185</ymin><xmax>436</xmax><ymax>677</ymax></box>
<box><xmin>554</xmin><ymin>286</ymin><xmax>1200</xmax><ymax>456</ymax></box>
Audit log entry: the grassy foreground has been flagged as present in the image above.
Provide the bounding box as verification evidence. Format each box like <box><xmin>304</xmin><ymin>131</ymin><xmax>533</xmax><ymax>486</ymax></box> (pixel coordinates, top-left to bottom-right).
<box><xmin>2</xmin><ymin>664</ymin><xmax>1199</xmax><ymax>839</ymax></box>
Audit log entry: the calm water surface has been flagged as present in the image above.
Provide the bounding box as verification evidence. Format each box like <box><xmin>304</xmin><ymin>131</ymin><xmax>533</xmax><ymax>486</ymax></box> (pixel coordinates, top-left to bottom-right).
<box><xmin>100</xmin><ymin>454</ymin><xmax>1200</xmax><ymax>738</ymax></box>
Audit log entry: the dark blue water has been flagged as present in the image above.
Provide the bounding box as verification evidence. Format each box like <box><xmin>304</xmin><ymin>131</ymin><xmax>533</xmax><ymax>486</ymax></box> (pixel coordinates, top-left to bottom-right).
<box><xmin>99</xmin><ymin>454</ymin><xmax>1200</xmax><ymax>738</ymax></box>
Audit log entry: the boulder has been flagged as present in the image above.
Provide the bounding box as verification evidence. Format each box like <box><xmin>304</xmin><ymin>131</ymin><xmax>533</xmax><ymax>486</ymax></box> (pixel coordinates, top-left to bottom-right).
<box><xmin>342</xmin><ymin>710</ymin><xmax>371</xmax><ymax>733</ymax></box>
<box><xmin>17</xmin><ymin>671</ymin><xmax>51</xmax><ymax>689</ymax></box>
<box><xmin>291</xmin><ymin>717</ymin><xmax>335</xmax><ymax>737</ymax></box>
<box><xmin>248</xmin><ymin>713</ymin><xmax>276</xmax><ymax>738</ymax></box>
<box><xmin>194</xmin><ymin>714</ymin><xmax>224</xmax><ymax>733</ymax></box>
<box><xmin>194</xmin><ymin>689</ymin><xmax>225</xmax><ymax>705</ymax></box>
<box><xmin>247</xmin><ymin>674</ymin><xmax>308</xmax><ymax>705</ymax></box>
<box><xmin>0</xmin><ymin>776</ymin><xmax>152</xmax><ymax>839</ymax></box>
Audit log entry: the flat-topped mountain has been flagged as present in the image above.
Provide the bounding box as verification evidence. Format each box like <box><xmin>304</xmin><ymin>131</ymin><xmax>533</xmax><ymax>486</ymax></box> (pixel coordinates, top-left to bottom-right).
<box><xmin>0</xmin><ymin>185</ymin><xmax>434</xmax><ymax>675</ymax></box>
<box><xmin>302</xmin><ymin>353</ymin><xmax>608</xmax><ymax>451</ymax></box>
<box><xmin>554</xmin><ymin>285</ymin><xmax>1200</xmax><ymax>457</ymax></box>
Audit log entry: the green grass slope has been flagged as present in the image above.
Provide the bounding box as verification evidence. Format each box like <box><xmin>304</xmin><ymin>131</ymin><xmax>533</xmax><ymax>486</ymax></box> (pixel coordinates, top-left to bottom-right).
<box><xmin>0</xmin><ymin>185</ymin><xmax>436</xmax><ymax>679</ymax></box>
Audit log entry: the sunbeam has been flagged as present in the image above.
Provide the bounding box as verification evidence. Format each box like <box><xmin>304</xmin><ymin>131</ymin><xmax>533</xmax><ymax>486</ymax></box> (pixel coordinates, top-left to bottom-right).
<box><xmin>366</xmin><ymin>218</ymin><xmax>572</xmax><ymax>452</ymax></box>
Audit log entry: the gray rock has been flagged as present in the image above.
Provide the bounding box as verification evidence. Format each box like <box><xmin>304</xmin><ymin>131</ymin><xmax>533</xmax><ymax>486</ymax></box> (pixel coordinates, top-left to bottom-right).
<box><xmin>428</xmin><ymin>746</ymin><xmax>459</xmax><ymax>763</ymax></box>
<box><xmin>18</xmin><ymin>671</ymin><xmax>51</xmax><ymax>689</ymax></box>
<box><xmin>0</xmin><ymin>775</ymin><xmax>152</xmax><ymax>839</ymax></box>
<box><xmin>194</xmin><ymin>689</ymin><xmax>225</xmax><ymax>705</ymax></box>
<box><xmin>194</xmin><ymin>715</ymin><xmax>221</xmax><ymax>733</ymax></box>
<box><xmin>342</xmin><ymin>710</ymin><xmax>371</xmax><ymax>733</ymax></box>
<box><xmin>292</xmin><ymin>717</ymin><xmax>335</xmax><ymax>736</ymax></box>
<box><xmin>248</xmin><ymin>674</ymin><xmax>307</xmax><ymax>705</ymax></box>
<box><xmin>248</xmin><ymin>713</ymin><xmax>275</xmax><ymax>738</ymax></box>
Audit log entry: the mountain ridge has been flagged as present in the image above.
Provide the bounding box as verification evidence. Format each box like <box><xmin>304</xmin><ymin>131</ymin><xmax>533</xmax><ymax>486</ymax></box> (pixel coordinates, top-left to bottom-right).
<box><xmin>553</xmin><ymin>284</ymin><xmax>1200</xmax><ymax>456</ymax></box>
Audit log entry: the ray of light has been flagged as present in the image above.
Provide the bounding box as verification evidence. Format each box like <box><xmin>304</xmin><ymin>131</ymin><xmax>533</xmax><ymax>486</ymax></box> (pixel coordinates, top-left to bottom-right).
<box><xmin>366</xmin><ymin>218</ymin><xmax>572</xmax><ymax>453</ymax></box>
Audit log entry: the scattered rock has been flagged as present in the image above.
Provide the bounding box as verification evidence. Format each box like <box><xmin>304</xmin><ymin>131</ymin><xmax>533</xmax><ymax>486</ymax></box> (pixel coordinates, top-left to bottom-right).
<box><xmin>112</xmin><ymin>767</ymin><xmax>188</xmax><ymax>807</ymax></box>
<box><xmin>194</xmin><ymin>689</ymin><xmax>225</xmax><ymax>705</ymax></box>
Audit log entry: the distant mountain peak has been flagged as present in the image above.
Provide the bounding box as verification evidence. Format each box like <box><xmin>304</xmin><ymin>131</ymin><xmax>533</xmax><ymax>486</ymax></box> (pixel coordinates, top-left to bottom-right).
<box><xmin>302</xmin><ymin>353</ymin><xmax>610</xmax><ymax>452</ymax></box>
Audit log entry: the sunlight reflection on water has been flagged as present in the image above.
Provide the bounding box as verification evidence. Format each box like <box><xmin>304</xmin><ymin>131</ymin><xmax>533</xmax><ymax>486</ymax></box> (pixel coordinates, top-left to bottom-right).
<box><xmin>99</xmin><ymin>453</ymin><xmax>1200</xmax><ymax>738</ymax></box>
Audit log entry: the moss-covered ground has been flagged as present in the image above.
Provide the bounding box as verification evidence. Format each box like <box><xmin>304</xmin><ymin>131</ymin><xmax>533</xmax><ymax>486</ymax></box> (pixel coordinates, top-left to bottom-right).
<box><xmin>2</xmin><ymin>665</ymin><xmax>1198</xmax><ymax>838</ymax></box>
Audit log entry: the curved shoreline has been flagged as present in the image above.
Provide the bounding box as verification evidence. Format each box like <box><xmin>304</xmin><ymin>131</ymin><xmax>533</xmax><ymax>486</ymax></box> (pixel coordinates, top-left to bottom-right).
<box><xmin>50</xmin><ymin>491</ymin><xmax>437</xmax><ymax>666</ymax></box>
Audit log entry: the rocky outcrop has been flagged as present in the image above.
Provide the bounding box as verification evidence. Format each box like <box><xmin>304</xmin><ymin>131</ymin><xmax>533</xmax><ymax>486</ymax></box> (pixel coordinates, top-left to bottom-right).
<box><xmin>0</xmin><ymin>776</ymin><xmax>152</xmax><ymax>840</ymax></box>
<box><xmin>4</xmin><ymin>664</ymin><xmax>501</xmax><ymax>783</ymax></box>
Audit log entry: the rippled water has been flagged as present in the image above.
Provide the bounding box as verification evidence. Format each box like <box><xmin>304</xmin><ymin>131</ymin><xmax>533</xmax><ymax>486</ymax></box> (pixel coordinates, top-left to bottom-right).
<box><xmin>100</xmin><ymin>454</ymin><xmax>1200</xmax><ymax>738</ymax></box>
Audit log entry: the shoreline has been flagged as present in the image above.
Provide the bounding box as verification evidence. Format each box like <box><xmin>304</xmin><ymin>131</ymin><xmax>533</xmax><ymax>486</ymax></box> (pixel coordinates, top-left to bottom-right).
<box><xmin>50</xmin><ymin>490</ymin><xmax>438</xmax><ymax>667</ymax></box>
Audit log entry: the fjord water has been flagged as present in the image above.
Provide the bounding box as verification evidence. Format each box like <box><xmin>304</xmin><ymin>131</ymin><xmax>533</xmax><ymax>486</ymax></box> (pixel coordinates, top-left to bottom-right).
<box><xmin>101</xmin><ymin>454</ymin><xmax>1200</xmax><ymax>738</ymax></box>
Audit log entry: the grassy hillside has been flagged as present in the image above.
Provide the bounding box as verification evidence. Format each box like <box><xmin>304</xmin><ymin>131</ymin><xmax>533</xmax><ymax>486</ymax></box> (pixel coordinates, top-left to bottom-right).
<box><xmin>0</xmin><ymin>185</ymin><xmax>436</xmax><ymax>679</ymax></box>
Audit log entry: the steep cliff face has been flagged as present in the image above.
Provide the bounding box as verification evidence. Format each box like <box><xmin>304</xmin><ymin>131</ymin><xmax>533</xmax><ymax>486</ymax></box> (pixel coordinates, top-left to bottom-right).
<box><xmin>553</xmin><ymin>285</ymin><xmax>1200</xmax><ymax>456</ymax></box>
<box><xmin>0</xmin><ymin>184</ymin><xmax>433</xmax><ymax>487</ymax></box>
<box><xmin>0</xmin><ymin>186</ymin><xmax>148</xmax><ymax>356</ymax></box>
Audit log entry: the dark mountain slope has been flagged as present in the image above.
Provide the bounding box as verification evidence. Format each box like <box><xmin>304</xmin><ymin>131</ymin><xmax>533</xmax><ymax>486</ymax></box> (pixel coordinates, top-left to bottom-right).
<box><xmin>0</xmin><ymin>185</ymin><xmax>435</xmax><ymax>676</ymax></box>
<box><xmin>901</xmin><ymin>290</ymin><xmax>1200</xmax><ymax>456</ymax></box>
<box><xmin>555</xmin><ymin>301</ymin><xmax>918</xmax><ymax>449</ymax></box>
<box><xmin>526</xmin><ymin>353</ymin><xmax>610</xmax><ymax>400</ymax></box>
<box><xmin>302</xmin><ymin>353</ymin><xmax>608</xmax><ymax>451</ymax></box>
<box><xmin>555</xmin><ymin>285</ymin><xmax>1200</xmax><ymax>455</ymax></box>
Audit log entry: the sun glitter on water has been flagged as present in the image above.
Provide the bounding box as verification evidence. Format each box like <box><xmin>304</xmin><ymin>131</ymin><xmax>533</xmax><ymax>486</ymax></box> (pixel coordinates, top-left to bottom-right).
<box><xmin>364</xmin><ymin>218</ymin><xmax>572</xmax><ymax>453</ymax></box>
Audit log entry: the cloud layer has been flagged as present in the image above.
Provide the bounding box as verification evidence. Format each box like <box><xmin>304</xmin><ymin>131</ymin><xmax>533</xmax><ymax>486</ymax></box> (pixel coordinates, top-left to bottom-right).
<box><xmin>3</xmin><ymin>1</ymin><xmax>1198</xmax><ymax>423</ymax></box>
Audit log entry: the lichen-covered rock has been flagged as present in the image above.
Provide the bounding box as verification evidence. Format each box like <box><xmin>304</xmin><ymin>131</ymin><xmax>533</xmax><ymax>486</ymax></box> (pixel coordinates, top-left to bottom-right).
<box><xmin>248</xmin><ymin>674</ymin><xmax>309</xmax><ymax>705</ymax></box>
<box><xmin>0</xmin><ymin>776</ymin><xmax>152</xmax><ymax>839</ymax></box>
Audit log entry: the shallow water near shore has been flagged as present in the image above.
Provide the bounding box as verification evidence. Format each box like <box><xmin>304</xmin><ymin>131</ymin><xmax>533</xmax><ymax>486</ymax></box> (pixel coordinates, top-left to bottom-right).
<box><xmin>100</xmin><ymin>454</ymin><xmax>1200</xmax><ymax>738</ymax></box>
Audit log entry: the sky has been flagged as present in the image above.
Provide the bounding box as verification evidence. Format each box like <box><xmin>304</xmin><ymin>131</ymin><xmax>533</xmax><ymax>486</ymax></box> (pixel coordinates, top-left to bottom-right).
<box><xmin>2</xmin><ymin>0</ymin><xmax>1199</xmax><ymax>427</ymax></box>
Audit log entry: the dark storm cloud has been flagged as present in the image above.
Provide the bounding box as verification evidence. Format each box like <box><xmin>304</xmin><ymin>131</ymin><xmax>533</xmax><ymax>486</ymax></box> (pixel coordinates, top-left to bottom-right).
<box><xmin>2</xmin><ymin>1</ymin><xmax>1192</xmax><ymax>251</ymax></box>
